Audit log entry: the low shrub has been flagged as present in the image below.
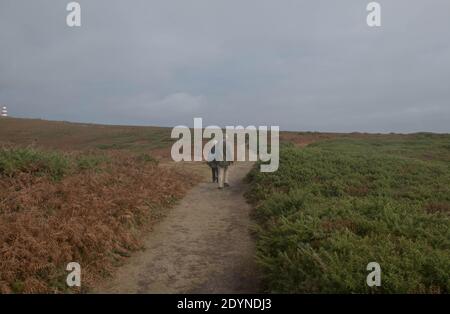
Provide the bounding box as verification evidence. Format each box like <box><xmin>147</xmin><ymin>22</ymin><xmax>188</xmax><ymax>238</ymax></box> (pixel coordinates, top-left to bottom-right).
<box><xmin>247</xmin><ymin>136</ymin><xmax>450</xmax><ymax>293</ymax></box>
<box><xmin>0</xmin><ymin>148</ymin><xmax>198</xmax><ymax>293</ymax></box>
<box><xmin>0</xmin><ymin>148</ymin><xmax>71</xmax><ymax>180</ymax></box>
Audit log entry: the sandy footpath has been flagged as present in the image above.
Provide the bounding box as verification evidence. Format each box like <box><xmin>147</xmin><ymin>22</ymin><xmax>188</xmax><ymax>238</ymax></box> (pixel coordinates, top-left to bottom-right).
<box><xmin>95</xmin><ymin>162</ymin><xmax>261</xmax><ymax>293</ymax></box>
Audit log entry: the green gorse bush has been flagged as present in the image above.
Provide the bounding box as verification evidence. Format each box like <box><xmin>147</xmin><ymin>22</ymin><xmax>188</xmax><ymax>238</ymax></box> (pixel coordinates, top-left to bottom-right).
<box><xmin>0</xmin><ymin>148</ymin><xmax>71</xmax><ymax>180</ymax></box>
<box><xmin>246</xmin><ymin>135</ymin><xmax>450</xmax><ymax>293</ymax></box>
<box><xmin>0</xmin><ymin>148</ymin><xmax>112</xmax><ymax>180</ymax></box>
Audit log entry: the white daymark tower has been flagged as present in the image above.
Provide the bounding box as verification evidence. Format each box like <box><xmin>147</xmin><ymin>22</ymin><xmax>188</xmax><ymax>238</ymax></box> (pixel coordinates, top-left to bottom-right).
<box><xmin>1</xmin><ymin>106</ymin><xmax>7</xmax><ymax>117</ymax></box>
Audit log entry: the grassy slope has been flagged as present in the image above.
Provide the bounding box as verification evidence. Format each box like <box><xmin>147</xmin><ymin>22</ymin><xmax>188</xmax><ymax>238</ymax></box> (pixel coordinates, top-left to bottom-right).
<box><xmin>2</xmin><ymin>118</ymin><xmax>449</xmax><ymax>293</ymax></box>
<box><xmin>0</xmin><ymin>117</ymin><xmax>173</xmax><ymax>152</ymax></box>
<box><xmin>0</xmin><ymin>118</ymin><xmax>200</xmax><ymax>293</ymax></box>
<box><xmin>246</xmin><ymin>134</ymin><xmax>450</xmax><ymax>293</ymax></box>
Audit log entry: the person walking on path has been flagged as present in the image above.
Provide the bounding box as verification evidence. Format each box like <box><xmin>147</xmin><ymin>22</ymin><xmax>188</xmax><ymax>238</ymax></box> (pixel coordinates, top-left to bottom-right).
<box><xmin>207</xmin><ymin>140</ymin><xmax>219</xmax><ymax>183</ymax></box>
<box><xmin>215</xmin><ymin>136</ymin><xmax>233</xmax><ymax>189</ymax></box>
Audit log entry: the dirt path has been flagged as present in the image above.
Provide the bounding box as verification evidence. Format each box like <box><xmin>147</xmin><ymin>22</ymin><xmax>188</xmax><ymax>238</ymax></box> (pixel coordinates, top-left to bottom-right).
<box><xmin>96</xmin><ymin>162</ymin><xmax>261</xmax><ymax>293</ymax></box>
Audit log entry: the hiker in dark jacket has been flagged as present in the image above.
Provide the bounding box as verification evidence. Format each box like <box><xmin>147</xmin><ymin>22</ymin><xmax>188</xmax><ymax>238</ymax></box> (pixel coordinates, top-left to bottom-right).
<box><xmin>207</xmin><ymin>140</ymin><xmax>219</xmax><ymax>183</ymax></box>
<box><xmin>215</xmin><ymin>136</ymin><xmax>233</xmax><ymax>189</ymax></box>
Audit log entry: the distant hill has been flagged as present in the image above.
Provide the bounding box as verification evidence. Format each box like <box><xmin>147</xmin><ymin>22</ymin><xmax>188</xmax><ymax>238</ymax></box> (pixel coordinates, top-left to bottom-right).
<box><xmin>0</xmin><ymin>117</ymin><xmax>173</xmax><ymax>152</ymax></box>
<box><xmin>1</xmin><ymin>117</ymin><xmax>446</xmax><ymax>153</ymax></box>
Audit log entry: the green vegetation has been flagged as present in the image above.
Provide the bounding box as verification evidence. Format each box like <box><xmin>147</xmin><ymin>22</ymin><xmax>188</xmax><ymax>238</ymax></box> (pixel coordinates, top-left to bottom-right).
<box><xmin>0</xmin><ymin>148</ymin><xmax>109</xmax><ymax>180</ymax></box>
<box><xmin>0</xmin><ymin>148</ymin><xmax>71</xmax><ymax>180</ymax></box>
<box><xmin>246</xmin><ymin>134</ymin><xmax>450</xmax><ymax>293</ymax></box>
<box><xmin>75</xmin><ymin>154</ymin><xmax>110</xmax><ymax>171</ymax></box>
<box><xmin>0</xmin><ymin>118</ymin><xmax>173</xmax><ymax>152</ymax></box>
<box><xmin>135</xmin><ymin>152</ymin><xmax>159</xmax><ymax>165</ymax></box>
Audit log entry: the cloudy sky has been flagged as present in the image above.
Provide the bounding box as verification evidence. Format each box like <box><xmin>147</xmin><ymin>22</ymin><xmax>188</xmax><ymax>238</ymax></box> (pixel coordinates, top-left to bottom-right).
<box><xmin>1</xmin><ymin>0</ymin><xmax>449</xmax><ymax>132</ymax></box>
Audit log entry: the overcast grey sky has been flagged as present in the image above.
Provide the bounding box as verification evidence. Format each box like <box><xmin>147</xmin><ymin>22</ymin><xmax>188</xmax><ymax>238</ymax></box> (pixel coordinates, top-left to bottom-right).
<box><xmin>1</xmin><ymin>0</ymin><xmax>449</xmax><ymax>132</ymax></box>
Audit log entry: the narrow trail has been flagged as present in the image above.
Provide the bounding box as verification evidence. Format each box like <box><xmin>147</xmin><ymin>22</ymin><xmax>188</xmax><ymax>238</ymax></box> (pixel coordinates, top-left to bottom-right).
<box><xmin>96</xmin><ymin>162</ymin><xmax>261</xmax><ymax>293</ymax></box>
